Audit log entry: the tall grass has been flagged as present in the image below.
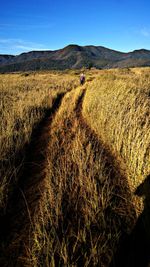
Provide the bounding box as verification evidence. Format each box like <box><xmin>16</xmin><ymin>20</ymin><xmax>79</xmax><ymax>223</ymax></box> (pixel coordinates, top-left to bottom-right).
<box><xmin>82</xmin><ymin>67</ymin><xmax>150</xmax><ymax>211</ymax></box>
<box><xmin>0</xmin><ymin>71</ymin><xmax>78</xmax><ymax>211</ymax></box>
<box><xmin>1</xmin><ymin>68</ymin><xmax>149</xmax><ymax>266</ymax></box>
<box><xmin>5</xmin><ymin>87</ymin><xmax>136</xmax><ymax>266</ymax></box>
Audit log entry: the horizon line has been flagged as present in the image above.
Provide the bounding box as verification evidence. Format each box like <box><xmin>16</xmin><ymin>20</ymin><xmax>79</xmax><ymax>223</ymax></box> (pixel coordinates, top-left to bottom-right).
<box><xmin>0</xmin><ymin>43</ymin><xmax>150</xmax><ymax>56</ymax></box>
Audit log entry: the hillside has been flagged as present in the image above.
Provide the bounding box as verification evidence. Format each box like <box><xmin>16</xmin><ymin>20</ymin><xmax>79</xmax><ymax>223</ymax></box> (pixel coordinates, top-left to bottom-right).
<box><xmin>0</xmin><ymin>45</ymin><xmax>150</xmax><ymax>72</ymax></box>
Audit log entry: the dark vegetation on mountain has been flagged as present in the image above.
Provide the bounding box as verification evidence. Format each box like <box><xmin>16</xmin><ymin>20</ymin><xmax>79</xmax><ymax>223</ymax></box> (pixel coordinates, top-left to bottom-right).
<box><xmin>0</xmin><ymin>45</ymin><xmax>150</xmax><ymax>72</ymax></box>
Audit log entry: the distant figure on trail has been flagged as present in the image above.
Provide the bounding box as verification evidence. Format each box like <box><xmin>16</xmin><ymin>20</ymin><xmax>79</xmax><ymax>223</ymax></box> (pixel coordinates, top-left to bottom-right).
<box><xmin>80</xmin><ymin>73</ymin><xmax>85</xmax><ymax>85</ymax></box>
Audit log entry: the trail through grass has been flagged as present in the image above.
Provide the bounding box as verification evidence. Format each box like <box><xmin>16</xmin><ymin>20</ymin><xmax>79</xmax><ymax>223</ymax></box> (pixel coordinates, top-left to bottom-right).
<box><xmin>0</xmin><ymin>68</ymin><xmax>149</xmax><ymax>266</ymax></box>
<box><xmin>0</xmin><ymin>85</ymin><xmax>137</xmax><ymax>267</ymax></box>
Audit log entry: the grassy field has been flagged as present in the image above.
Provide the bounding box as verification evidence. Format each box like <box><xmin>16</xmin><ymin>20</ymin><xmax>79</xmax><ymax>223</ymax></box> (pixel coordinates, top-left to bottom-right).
<box><xmin>0</xmin><ymin>68</ymin><xmax>150</xmax><ymax>266</ymax></box>
<box><xmin>83</xmin><ymin>67</ymin><xmax>150</xmax><ymax>211</ymax></box>
<box><xmin>0</xmin><ymin>71</ymin><xmax>78</xmax><ymax>211</ymax></box>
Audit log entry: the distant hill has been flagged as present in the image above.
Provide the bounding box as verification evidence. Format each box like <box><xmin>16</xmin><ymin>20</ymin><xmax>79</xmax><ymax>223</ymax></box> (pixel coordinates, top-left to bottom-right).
<box><xmin>0</xmin><ymin>45</ymin><xmax>150</xmax><ymax>72</ymax></box>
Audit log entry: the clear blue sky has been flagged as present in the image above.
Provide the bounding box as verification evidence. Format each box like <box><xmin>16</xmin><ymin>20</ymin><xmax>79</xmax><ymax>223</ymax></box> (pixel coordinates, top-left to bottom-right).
<box><xmin>0</xmin><ymin>0</ymin><xmax>150</xmax><ymax>55</ymax></box>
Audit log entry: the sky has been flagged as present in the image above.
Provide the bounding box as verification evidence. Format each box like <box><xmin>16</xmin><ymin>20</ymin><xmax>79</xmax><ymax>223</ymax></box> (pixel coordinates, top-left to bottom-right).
<box><xmin>0</xmin><ymin>0</ymin><xmax>150</xmax><ymax>55</ymax></box>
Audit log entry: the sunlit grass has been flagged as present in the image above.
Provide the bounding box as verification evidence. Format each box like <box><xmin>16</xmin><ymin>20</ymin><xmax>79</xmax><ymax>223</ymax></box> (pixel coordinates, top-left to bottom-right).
<box><xmin>0</xmin><ymin>68</ymin><xmax>149</xmax><ymax>266</ymax></box>
<box><xmin>22</xmin><ymin>87</ymin><xmax>135</xmax><ymax>266</ymax></box>
<box><xmin>83</xmin><ymin>67</ymin><xmax>150</xmax><ymax>211</ymax></box>
<box><xmin>0</xmin><ymin>71</ymin><xmax>78</xmax><ymax>210</ymax></box>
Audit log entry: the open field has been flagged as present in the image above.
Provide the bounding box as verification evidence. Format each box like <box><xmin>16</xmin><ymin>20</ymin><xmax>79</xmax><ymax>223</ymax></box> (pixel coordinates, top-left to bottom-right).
<box><xmin>83</xmin><ymin>67</ymin><xmax>150</xmax><ymax>211</ymax></box>
<box><xmin>0</xmin><ymin>71</ymin><xmax>79</xmax><ymax>212</ymax></box>
<box><xmin>0</xmin><ymin>68</ymin><xmax>150</xmax><ymax>266</ymax></box>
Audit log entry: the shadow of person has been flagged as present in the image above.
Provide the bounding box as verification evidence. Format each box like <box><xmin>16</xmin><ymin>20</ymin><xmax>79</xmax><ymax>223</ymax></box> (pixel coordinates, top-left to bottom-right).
<box><xmin>110</xmin><ymin>174</ymin><xmax>150</xmax><ymax>267</ymax></box>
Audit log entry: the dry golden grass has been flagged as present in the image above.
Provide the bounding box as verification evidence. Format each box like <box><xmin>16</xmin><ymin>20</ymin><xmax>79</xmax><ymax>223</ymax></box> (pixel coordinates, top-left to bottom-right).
<box><xmin>12</xmin><ymin>86</ymin><xmax>135</xmax><ymax>266</ymax></box>
<box><xmin>1</xmin><ymin>72</ymin><xmax>78</xmax><ymax>159</ymax></box>
<box><xmin>83</xmin><ymin>67</ymin><xmax>150</xmax><ymax>212</ymax></box>
<box><xmin>0</xmin><ymin>71</ymin><xmax>78</xmax><ymax>210</ymax></box>
<box><xmin>0</xmin><ymin>68</ymin><xmax>150</xmax><ymax>266</ymax></box>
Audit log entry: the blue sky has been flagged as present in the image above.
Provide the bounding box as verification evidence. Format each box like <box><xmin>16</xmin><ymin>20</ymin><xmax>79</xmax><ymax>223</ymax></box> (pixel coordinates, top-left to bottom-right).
<box><xmin>0</xmin><ymin>0</ymin><xmax>150</xmax><ymax>54</ymax></box>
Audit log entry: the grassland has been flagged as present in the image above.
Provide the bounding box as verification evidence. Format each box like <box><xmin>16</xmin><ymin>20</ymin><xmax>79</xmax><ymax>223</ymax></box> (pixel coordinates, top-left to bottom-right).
<box><xmin>83</xmin><ymin>67</ymin><xmax>150</xmax><ymax>212</ymax></box>
<box><xmin>0</xmin><ymin>71</ymin><xmax>78</xmax><ymax>211</ymax></box>
<box><xmin>0</xmin><ymin>68</ymin><xmax>150</xmax><ymax>266</ymax></box>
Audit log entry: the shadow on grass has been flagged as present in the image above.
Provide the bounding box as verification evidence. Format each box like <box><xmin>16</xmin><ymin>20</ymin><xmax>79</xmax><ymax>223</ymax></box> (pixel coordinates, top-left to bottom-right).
<box><xmin>47</xmin><ymin>89</ymin><xmax>137</xmax><ymax>266</ymax></box>
<box><xmin>110</xmin><ymin>174</ymin><xmax>150</xmax><ymax>267</ymax></box>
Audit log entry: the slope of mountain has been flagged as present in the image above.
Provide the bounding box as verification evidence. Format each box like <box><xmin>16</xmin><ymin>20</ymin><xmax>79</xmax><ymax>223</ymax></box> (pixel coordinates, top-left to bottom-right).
<box><xmin>0</xmin><ymin>55</ymin><xmax>15</xmax><ymax>65</ymax></box>
<box><xmin>0</xmin><ymin>45</ymin><xmax>150</xmax><ymax>72</ymax></box>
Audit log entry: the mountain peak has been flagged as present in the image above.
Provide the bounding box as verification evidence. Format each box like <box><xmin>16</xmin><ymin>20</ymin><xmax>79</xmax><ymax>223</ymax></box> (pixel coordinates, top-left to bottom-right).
<box><xmin>63</xmin><ymin>44</ymin><xmax>84</xmax><ymax>52</ymax></box>
<box><xmin>132</xmin><ymin>48</ymin><xmax>149</xmax><ymax>53</ymax></box>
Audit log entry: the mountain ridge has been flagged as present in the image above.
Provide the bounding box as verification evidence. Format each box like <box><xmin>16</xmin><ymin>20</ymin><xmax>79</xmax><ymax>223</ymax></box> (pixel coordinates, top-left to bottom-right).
<box><xmin>0</xmin><ymin>44</ymin><xmax>150</xmax><ymax>72</ymax></box>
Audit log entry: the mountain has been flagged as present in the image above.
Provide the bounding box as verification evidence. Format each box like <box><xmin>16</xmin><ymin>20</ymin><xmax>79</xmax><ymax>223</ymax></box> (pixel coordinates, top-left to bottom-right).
<box><xmin>0</xmin><ymin>55</ymin><xmax>15</xmax><ymax>65</ymax></box>
<box><xmin>0</xmin><ymin>45</ymin><xmax>150</xmax><ymax>72</ymax></box>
